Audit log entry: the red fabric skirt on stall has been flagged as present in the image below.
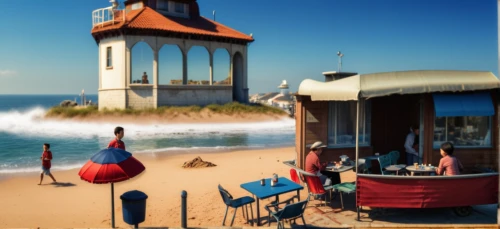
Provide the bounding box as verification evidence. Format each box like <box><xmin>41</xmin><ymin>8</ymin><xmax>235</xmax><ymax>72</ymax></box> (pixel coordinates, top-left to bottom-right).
<box><xmin>356</xmin><ymin>174</ymin><xmax>498</xmax><ymax>208</ymax></box>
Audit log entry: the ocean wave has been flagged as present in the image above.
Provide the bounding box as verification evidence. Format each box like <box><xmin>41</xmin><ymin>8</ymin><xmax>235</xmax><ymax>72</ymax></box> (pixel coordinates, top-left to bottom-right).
<box><xmin>0</xmin><ymin>163</ymin><xmax>85</xmax><ymax>174</ymax></box>
<box><xmin>134</xmin><ymin>145</ymin><xmax>267</xmax><ymax>154</ymax></box>
<box><xmin>0</xmin><ymin>107</ymin><xmax>295</xmax><ymax>140</ymax></box>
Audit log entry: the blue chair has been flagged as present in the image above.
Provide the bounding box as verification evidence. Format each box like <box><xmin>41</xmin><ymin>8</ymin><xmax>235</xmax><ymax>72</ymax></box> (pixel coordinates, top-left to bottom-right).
<box><xmin>218</xmin><ymin>184</ymin><xmax>255</xmax><ymax>226</ymax></box>
<box><xmin>265</xmin><ymin>196</ymin><xmax>310</xmax><ymax>229</ymax></box>
<box><xmin>332</xmin><ymin>182</ymin><xmax>356</xmax><ymax>209</ymax></box>
<box><xmin>378</xmin><ymin>154</ymin><xmax>392</xmax><ymax>175</ymax></box>
<box><xmin>388</xmin><ymin>151</ymin><xmax>400</xmax><ymax>165</ymax></box>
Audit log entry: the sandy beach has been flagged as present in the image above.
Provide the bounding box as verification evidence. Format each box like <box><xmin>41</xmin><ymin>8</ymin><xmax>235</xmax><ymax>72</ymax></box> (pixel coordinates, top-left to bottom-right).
<box><xmin>0</xmin><ymin>146</ymin><xmax>352</xmax><ymax>228</ymax></box>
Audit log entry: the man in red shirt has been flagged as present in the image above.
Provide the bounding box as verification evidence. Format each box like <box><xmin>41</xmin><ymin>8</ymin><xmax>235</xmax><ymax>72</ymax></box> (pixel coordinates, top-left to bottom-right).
<box><xmin>38</xmin><ymin>143</ymin><xmax>57</xmax><ymax>185</ymax></box>
<box><xmin>108</xmin><ymin>126</ymin><xmax>126</xmax><ymax>150</ymax></box>
<box><xmin>305</xmin><ymin>141</ymin><xmax>331</xmax><ymax>186</ymax></box>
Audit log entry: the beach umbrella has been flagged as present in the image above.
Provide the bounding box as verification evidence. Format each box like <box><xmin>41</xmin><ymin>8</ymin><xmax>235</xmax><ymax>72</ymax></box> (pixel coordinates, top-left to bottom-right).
<box><xmin>78</xmin><ymin>147</ymin><xmax>145</xmax><ymax>228</ymax></box>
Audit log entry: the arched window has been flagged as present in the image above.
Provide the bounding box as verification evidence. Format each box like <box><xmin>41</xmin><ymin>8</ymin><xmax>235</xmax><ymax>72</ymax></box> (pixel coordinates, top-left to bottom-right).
<box><xmin>158</xmin><ymin>44</ymin><xmax>183</xmax><ymax>85</ymax></box>
<box><xmin>187</xmin><ymin>46</ymin><xmax>209</xmax><ymax>85</ymax></box>
<box><xmin>131</xmin><ymin>42</ymin><xmax>153</xmax><ymax>84</ymax></box>
<box><xmin>213</xmin><ymin>48</ymin><xmax>230</xmax><ymax>85</ymax></box>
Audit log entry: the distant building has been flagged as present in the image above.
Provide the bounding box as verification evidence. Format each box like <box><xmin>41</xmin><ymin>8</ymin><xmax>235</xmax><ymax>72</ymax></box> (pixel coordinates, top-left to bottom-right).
<box><xmin>250</xmin><ymin>92</ymin><xmax>279</xmax><ymax>104</ymax></box>
<box><xmin>250</xmin><ymin>80</ymin><xmax>295</xmax><ymax>115</ymax></box>
<box><xmin>91</xmin><ymin>0</ymin><xmax>254</xmax><ymax>110</ymax></box>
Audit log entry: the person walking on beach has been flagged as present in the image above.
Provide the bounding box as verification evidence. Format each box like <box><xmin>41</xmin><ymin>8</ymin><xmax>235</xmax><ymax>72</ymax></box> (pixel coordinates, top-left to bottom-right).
<box><xmin>39</xmin><ymin>143</ymin><xmax>57</xmax><ymax>185</ymax></box>
<box><xmin>108</xmin><ymin>126</ymin><xmax>125</xmax><ymax>150</ymax></box>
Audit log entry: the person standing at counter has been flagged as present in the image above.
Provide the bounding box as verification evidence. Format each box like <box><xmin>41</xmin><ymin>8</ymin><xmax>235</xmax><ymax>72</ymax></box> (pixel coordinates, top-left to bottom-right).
<box><xmin>404</xmin><ymin>126</ymin><xmax>420</xmax><ymax>165</ymax></box>
<box><xmin>436</xmin><ymin>142</ymin><xmax>464</xmax><ymax>176</ymax></box>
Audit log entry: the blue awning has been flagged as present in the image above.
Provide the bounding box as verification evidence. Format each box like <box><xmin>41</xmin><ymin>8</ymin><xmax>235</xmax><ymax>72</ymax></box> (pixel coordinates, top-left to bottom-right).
<box><xmin>433</xmin><ymin>92</ymin><xmax>494</xmax><ymax>117</ymax></box>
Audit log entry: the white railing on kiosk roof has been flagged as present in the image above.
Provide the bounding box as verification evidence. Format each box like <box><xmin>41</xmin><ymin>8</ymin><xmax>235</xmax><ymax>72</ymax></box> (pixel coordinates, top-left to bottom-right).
<box><xmin>92</xmin><ymin>6</ymin><xmax>124</xmax><ymax>28</ymax></box>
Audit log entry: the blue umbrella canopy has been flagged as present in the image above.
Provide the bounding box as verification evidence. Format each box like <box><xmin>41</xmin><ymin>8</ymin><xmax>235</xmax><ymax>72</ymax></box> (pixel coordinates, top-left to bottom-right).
<box><xmin>90</xmin><ymin>147</ymin><xmax>132</xmax><ymax>164</ymax></box>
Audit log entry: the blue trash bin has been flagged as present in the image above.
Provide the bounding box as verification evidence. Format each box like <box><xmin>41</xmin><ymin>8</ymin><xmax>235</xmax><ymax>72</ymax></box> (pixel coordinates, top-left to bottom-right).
<box><xmin>120</xmin><ymin>190</ymin><xmax>148</xmax><ymax>227</ymax></box>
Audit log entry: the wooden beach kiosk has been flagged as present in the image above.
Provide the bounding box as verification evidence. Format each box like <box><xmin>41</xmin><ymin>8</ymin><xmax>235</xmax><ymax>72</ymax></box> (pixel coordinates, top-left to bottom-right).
<box><xmin>294</xmin><ymin>70</ymin><xmax>500</xmax><ymax>172</ymax></box>
<box><xmin>289</xmin><ymin>70</ymin><xmax>500</xmax><ymax>220</ymax></box>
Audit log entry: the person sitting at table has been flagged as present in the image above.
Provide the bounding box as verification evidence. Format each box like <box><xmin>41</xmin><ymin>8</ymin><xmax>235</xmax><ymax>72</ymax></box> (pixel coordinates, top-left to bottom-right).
<box><xmin>305</xmin><ymin>141</ymin><xmax>332</xmax><ymax>186</ymax></box>
<box><xmin>141</xmin><ymin>72</ymin><xmax>149</xmax><ymax>84</ymax></box>
<box><xmin>436</xmin><ymin>142</ymin><xmax>464</xmax><ymax>176</ymax></box>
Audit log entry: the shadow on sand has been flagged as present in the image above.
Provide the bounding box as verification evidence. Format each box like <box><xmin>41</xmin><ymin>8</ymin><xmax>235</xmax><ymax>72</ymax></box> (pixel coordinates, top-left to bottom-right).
<box><xmin>50</xmin><ymin>182</ymin><xmax>76</xmax><ymax>187</ymax></box>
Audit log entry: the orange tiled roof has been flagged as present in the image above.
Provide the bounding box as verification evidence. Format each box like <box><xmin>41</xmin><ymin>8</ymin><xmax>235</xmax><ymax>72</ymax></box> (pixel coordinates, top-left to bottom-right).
<box><xmin>92</xmin><ymin>7</ymin><xmax>254</xmax><ymax>42</ymax></box>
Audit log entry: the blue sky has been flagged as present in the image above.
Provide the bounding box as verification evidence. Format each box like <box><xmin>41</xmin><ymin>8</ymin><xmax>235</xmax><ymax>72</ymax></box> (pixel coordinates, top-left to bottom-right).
<box><xmin>0</xmin><ymin>0</ymin><xmax>497</xmax><ymax>95</ymax></box>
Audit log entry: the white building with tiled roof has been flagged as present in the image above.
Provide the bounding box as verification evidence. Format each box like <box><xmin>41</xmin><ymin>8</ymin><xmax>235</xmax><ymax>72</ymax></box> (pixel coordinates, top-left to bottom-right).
<box><xmin>92</xmin><ymin>0</ymin><xmax>254</xmax><ymax>110</ymax></box>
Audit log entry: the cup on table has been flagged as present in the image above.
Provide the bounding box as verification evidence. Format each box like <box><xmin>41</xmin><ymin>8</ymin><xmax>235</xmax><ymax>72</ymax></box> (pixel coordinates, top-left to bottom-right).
<box><xmin>414</xmin><ymin>162</ymin><xmax>418</xmax><ymax>169</ymax></box>
<box><xmin>261</xmin><ymin>178</ymin><xmax>265</xmax><ymax>186</ymax></box>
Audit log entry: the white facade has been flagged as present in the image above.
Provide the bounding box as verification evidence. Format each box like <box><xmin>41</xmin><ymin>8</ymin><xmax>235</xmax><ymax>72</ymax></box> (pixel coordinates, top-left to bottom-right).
<box><xmin>97</xmin><ymin>35</ymin><xmax>249</xmax><ymax>110</ymax></box>
<box><xmin>100</xmin><ymin>37</ymin><xmax>126</xmax><ymax>89</ymax></box>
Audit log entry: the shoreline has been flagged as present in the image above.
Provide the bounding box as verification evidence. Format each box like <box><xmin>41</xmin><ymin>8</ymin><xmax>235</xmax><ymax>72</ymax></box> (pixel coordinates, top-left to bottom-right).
<box><xmin>0</xmin><ymin>143</ymin><xmax>295</xmax><ymax>181</ymax></box>
<box><xmin>0</xmin><ymin>146</ymin><xmax>314</xmax><ymax>228</ymax></box>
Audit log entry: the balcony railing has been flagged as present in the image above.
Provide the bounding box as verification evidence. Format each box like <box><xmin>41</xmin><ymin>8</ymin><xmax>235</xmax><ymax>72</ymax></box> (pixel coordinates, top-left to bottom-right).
<box><xmin>92</xmin><ymin>6</ymin><xmax>124</xmax><ymax>28</ymax></box>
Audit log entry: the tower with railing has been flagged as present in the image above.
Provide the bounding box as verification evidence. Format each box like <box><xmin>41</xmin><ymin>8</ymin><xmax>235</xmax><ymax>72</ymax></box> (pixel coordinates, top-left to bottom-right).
<box><xmin>278</xmin><ymin>80</ymin><xmax>289</xmax><ymax>95</ymax></box>
<box><xmin>91</xmin><ymin>0</ymin><xmax>254</xmax><ymax>110</ymax></box>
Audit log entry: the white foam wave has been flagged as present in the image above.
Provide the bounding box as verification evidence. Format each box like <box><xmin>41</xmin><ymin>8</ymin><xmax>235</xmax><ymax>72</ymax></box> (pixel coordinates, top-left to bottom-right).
<box><xmin>0</xmin><ymin>107</ymin><xmax>295</xmax><ymax>140</ymax></box>
<box><xmin>134</xmin><ymin>145</ymin><xmax>266</xmax><ymax>154</ymax></box>
<box><xmin>0</xmin><ymin>163</ymin><xmax>85</xmax><ymax>174</ymax></box>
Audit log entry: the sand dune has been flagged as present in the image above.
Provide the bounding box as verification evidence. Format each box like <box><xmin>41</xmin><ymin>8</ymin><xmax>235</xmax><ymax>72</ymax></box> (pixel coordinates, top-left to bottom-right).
<box><xmin>44</xmin><ymin>110</ymin><xmax>292</xmax><ymax>124</ymax></box>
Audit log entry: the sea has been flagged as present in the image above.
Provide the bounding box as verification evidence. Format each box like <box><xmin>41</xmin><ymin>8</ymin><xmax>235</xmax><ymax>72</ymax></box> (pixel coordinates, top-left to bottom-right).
<box><xmin>0</xmin><ymin>95</ymin><xmax>295</xmax><ymax>175</ymax></box>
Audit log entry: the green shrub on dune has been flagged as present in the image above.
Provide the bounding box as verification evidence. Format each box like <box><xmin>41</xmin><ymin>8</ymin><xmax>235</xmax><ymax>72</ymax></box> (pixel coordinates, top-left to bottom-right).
<box><xmin>45</xmin><ymin>102</ymin><xmax>286</xmax><ymax>118</ymax></box>
<box><xmin>206</xmin><ymin>102</ymin><xmax>285</xmax><ymax>114</ymax></box>
<box><xmin>46</xmin><ymin>105</ymin><xmax>99</xmax><ymax>117</ymax></box>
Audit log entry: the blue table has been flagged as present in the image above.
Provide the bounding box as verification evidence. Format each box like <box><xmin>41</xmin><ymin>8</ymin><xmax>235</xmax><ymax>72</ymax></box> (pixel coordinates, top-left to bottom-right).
<box><xmin>240</xmin><ymin>177</ymin><xmax>303</xmax><ymax>226</ymax></box>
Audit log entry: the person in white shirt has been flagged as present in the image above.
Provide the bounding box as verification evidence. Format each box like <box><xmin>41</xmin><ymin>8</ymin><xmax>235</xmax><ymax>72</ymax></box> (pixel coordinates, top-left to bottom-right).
<box><xmin>404</xmin><ymin>126</ymin><xmax>420</xmax><ymax>165</ymax></box>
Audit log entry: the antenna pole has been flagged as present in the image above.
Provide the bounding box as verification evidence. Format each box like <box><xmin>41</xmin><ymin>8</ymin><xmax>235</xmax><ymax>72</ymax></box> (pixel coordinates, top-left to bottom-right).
<box><xmin>213</xmin><ymin>10</ymin><xmax>216</xmax><ymax>21</ymax></box>
<box><xmin>337</xmin><ymin>51</ymin><xmax>344</xmax><ymax>73</ymax></box>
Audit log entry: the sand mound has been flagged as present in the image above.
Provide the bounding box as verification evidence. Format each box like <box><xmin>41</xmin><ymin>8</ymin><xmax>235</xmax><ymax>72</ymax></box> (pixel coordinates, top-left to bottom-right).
<box><xmin>182</xmin><ymin>156</ymin><xmax>217</xmax><ymax>168</ymax></box>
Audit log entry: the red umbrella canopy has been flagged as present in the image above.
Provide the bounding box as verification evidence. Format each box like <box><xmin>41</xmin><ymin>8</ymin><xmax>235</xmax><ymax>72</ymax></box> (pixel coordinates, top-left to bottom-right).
<box><xmin>79</xmin><ymin>148</ymin><xmax>145</xmax><ymax>184</ymax></box>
